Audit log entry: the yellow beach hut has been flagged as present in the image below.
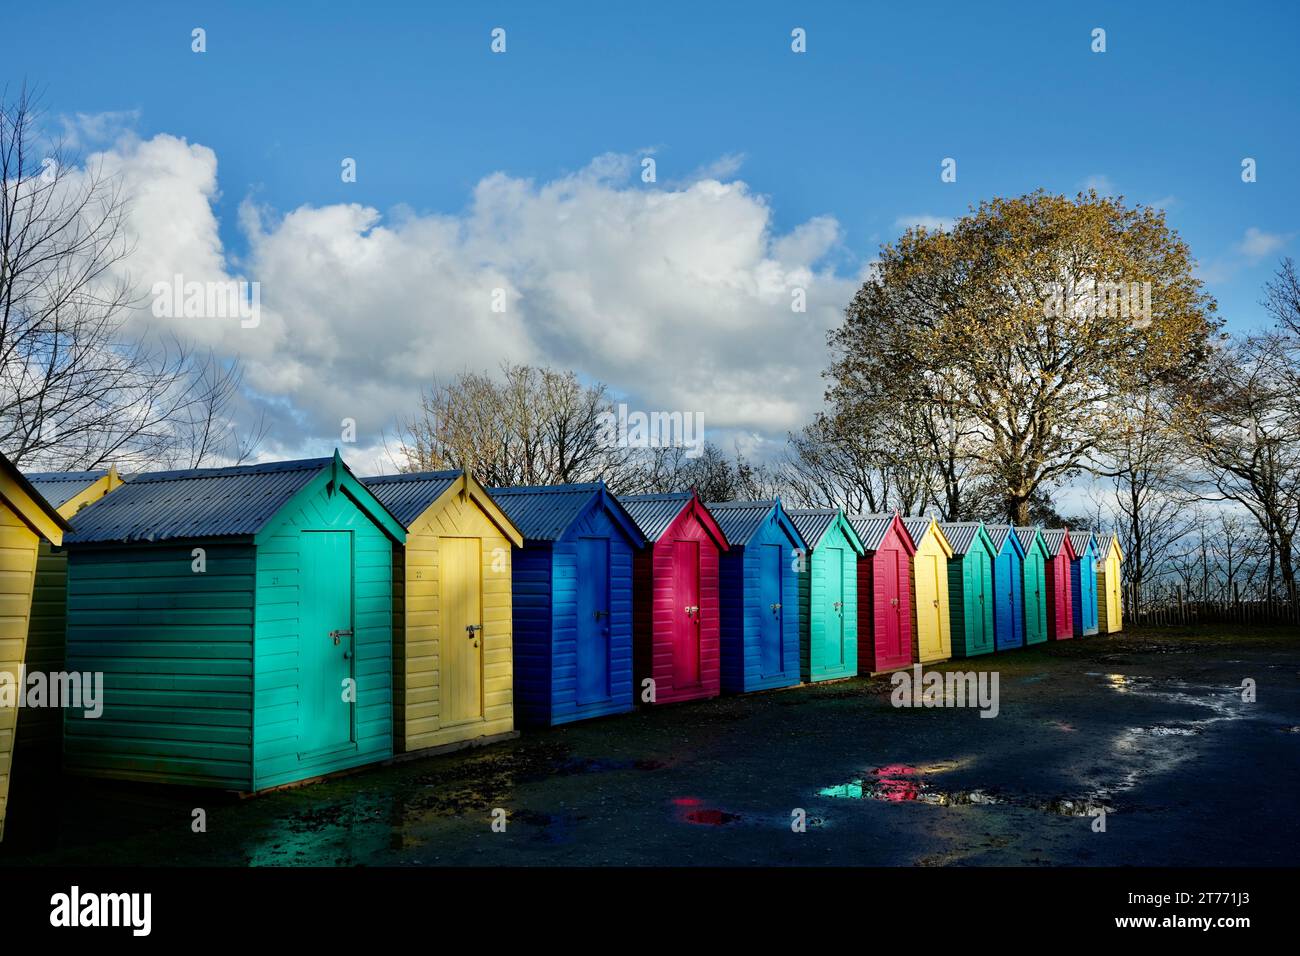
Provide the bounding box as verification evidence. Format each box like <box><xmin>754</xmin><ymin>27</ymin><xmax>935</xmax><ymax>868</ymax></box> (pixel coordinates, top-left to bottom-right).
<box><xmin>0</xmin><ymin>452</ymin><xmax>71</xmax><ymax>841</ymax></box>
<box><xmin>19</xmin><ymin>467</ymin><xmax>125</xmax><ymax>754</ymax></box>
<box><xmin>363</xmin><ymin>470</ymin><xmax>523</xmax><ymax>755</ymax></box>
<box><xmin>1097</xmin><ymin>532</ymin><xmax>1124</xmax><ymax>634</ymax></box>
<box><xmin>901</xmin><ymin>516</ymin><xmax>955</xmax><ymax>663</ymax></box>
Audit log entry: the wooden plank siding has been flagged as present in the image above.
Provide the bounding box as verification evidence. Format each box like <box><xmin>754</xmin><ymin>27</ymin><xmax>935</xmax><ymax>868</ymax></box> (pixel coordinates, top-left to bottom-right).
<box><xmin>509</xmin><ymin>543</ymin><xmax>553</xmax><ymax>725</ymax></box>
<box><xmin>0</xmin><ymin>506</ymin><xmax>42</xmax><ymax>839</ymax></box>
<box><xmin>395</xmin><ymin>490</ymin><xmax>516</xmax><ymax>752</ymax></box>
<box><xmin>633</xmin><ymin>506</ymin><xmax>722</xmax><ymax>704</ymax></box>
<box><xmin>252</xmin><ymin>488</ymin><xmax>395</xmax><ymax>789</ymax></box>
<box><xmin>547</xmin><ymin>504</ymin><xmax>635</xmax><ymax>723</ymax></box>
<box><xmin>64</xmin><ymin>543</ymin><xmax>257</xmax><ymax>789</ymax></box>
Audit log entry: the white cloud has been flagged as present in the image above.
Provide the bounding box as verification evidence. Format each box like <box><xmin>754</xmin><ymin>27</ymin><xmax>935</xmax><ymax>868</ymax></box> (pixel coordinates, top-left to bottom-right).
<box><xmin>1238</xmin><ymin>226</ymin><xmax>1293</xmax><ymax>262</ymax></box>
<box><xmin>87</xmin><ymin>135</ymin><xmax>863</xmax><ymax>465</ymax></box>
<box><xmin>894</xmin><ymin>214</ymin><xmax>952</xmax><ymax>233</ymax></box>
<box><xmin>1080</xmin><ymin>174</ymin><xmax>1116</xmax><ymax>195</ymax></box>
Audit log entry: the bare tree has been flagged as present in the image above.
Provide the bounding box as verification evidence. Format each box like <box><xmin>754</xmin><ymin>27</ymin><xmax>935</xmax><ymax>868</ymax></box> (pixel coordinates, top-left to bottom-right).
<box><xmin>0</xmin><ymin>86</ymin><xmax>236</xmax><ymax>470</ymax></box>
<box><xmin>399</xmin><ymin>363</ymin><xmax>640</xmax><ymax>486</ymax></box>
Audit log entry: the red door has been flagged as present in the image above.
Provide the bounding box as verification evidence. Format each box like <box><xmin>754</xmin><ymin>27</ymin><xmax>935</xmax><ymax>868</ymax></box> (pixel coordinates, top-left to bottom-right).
<box><xmin>880</xmin><ymin>550</ymin><xmax>900</xmax><ymax>662</ymax></box>
<box><xmin>672</xmin><ymin>539</ymin><xmax>701</xmax><ymax>687</ymax></box>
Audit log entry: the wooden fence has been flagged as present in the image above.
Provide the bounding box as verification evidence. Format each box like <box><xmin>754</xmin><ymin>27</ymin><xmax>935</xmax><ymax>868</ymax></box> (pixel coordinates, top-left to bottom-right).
<box><xmin>1130</xmin><ymin>596</ymin><xmax>1300</xmax><ymax>627</ymax></box>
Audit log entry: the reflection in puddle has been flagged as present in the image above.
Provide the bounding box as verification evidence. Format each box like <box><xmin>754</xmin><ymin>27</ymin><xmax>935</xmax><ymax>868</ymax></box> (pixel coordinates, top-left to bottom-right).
<box><xmin>672</xmin><ymin>797</ymin><xmax>741</xmax><ymax>826</ymax></box>
<box><xmin>819</xmin><ymin>766</ymin><xmax>1109</xmax><ymax>817</ymax></box>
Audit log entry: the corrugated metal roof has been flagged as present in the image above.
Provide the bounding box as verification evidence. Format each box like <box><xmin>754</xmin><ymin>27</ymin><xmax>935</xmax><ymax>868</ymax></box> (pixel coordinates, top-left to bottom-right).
<box><xmin>706</xmin><ymin>500</ymin><xmax>777</xmax><ymax>546</ymax></box>
<box><xmin>1072</xmin><ymin>530</ymin><xmax>1095</xmax><ymax>555</ymax></box>
<box><xmin>1041</xmin><ymin>529</ymin><xmax>1068</xmax><ymax>556</ymax></box>
<box><xmin>788</xmin><ymin>509</ymin><xmax>841</xmax><ymax>549</ymax></box>
<box><xmin>1014</xmin><ymin>526</ymin><xmax>1043</xmax><ymax>553</ymax></box>
<box><xmin>938</xmin><ymin>521</ymin><xmax>987</xmax><ymax>556</ymax></box>
<box><xmin>24</xmin><ymin>470</ymin><xmax>112</xmax><ymax>510</ymax></box>
<box><xmin>902</xmin><ymin>516</ymin><xmax>934</xmax><ymax>547</ymax></box>
<box><xmin>618</xmin><ymin>492</ymin><xmax>693</xmax><ymax>542</ymax></box>
<box><xmin>64</xmin><ymin>458</ymin><xmax>331</xmax><ymax>544</ymax></box>
<box><xmin>362</xmin><ymin>471</ymin><xmax>461</xmax><ymax>528</ymax></box>
<box><xmin>848</xmin><ymin>513</ymin><xmax>896</xmax><ymax>552</ymax></box>
<box><xmin>984</xmin><ymin>523</ymin><xmax>1014</xmax><ymax>552</ymax></box>
<box><xmin>489</xmin><ymin>483</ymin><xmax>605</xmax><ymax>541</ymax></box>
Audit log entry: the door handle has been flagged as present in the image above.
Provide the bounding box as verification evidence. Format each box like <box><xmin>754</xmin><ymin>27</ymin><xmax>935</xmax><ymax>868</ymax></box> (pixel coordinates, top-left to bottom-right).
<box><xmin>329</xmin><ymin>628</ymin><xmax>353</xmax><ymax>645</ymax></box>
<box><xmin>466</xmin><ymin>624</ymin><xmax>482</xmax><ymax>637</ymax></box>
<box><xmin>343</xmin><ymin>650</ymin><xmax>352</xmax><ymax>660</ymax></box>
<box><xmin>933</xmin><ymin>599</ymin><xmax>939</xmax><ymax>608</ymax></box>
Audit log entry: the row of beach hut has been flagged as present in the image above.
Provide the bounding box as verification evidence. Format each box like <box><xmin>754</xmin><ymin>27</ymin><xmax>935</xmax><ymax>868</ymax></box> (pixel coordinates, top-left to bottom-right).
<box><xmin>0</xmin><ymin>451</ymin><xmax>1124</xmax><ymax>838</ymax></box>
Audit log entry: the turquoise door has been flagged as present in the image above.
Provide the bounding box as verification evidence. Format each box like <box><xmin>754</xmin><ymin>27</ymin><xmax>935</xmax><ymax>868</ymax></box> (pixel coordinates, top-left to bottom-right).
<box><xmin>824</xmin><ymin>547</ymin><xmax>844</xmax><ymax>668</ymax></box>
<box><xmin>759</xmin><ymin>543</ymin><xmax>784</xmax><ymax>677</ymax></box>
<box><xmin>576</xmin><ymin>536</ymin><xmax>611</xmax><ymax>704</ymax></box>
<box><xmin>300</xmin><ymin>531</ymin><xmax>354</xmax><ymax>754</ymax></box>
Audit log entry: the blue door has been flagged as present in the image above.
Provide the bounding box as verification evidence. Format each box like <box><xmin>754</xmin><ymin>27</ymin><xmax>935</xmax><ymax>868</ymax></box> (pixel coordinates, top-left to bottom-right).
<box><xmin>1009</xmin><ymin>553</ymin><xmax>1024</xmax><ymax>646</ymax></box>
<box><xmin>994</xmin><ymin>549</ymin><xmax>1013</xmax><ymax>649</ymax></box>
<box><xmin>759</xmin><ymin>543</ymin><xmax>784</xmax><ymax>677</ymax></box>
<box><xmin>577</xmin><ymin>537</ymin><xmax>611</xmax><ymax>704</ymax></box>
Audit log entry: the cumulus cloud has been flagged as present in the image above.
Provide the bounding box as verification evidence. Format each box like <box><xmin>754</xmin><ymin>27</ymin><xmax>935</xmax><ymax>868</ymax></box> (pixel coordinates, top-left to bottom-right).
<box><xmin>85</xmin><ymin>133</ymin><xmax>862</xmax><ymax>465</ymax></box>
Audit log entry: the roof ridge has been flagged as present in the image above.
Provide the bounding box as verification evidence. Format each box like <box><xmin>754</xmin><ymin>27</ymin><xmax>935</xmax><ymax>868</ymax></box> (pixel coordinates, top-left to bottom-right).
<box><xmin>127</xmin><ymin>457</ymin><xmax>331</xmax><ymax>484</ymax></box>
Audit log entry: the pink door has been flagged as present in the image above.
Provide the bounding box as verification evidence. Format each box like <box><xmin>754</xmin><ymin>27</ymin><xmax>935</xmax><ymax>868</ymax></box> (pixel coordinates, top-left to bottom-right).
<box><xmin>672</xmin><ymin>539</ymin><xmax>701</xmax><ymax>687</ymax></box>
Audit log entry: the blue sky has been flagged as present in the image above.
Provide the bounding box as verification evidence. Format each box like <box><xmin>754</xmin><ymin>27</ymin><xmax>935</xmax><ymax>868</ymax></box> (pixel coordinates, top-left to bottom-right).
<box><xmin>8</xmin><ymin>0</ymin><xmax>1299</xmax><ymax>465</ymax></box>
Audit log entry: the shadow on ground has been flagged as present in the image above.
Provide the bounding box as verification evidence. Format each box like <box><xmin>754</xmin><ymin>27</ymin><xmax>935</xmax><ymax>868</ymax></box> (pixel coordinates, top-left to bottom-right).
<box><xmin>3</xmin><ymin>626</ymin><xmax>1297</xmax><ymax>866</ymax></box>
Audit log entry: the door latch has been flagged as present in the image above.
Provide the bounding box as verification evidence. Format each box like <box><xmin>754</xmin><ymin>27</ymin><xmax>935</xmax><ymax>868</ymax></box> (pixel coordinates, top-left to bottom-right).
<box><xmin>329</xmin><ymin>628</ymin><xmax>353</xmax><ymax>645</ymax></box>
<box><xmin>466</xmin><ymin>624</ymin><xmax>483</xmax><ymax>636</ymax></box>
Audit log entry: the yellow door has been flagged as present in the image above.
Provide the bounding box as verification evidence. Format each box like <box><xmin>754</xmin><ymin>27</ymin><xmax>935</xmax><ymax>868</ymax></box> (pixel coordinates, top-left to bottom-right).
<box><xmin>1108</xmin><ymin>554</ymin><xmax>1123</xmax><ymax>631</ymax></box>
<box><xmin>915</xmin><ymin>551</ymin><xmax>941</xmax><ymax>661</ymax></box>
<box><xmin>441</xmin><ymin>537</ymin><xmax>483</xmax><ymax>725</ymax></box>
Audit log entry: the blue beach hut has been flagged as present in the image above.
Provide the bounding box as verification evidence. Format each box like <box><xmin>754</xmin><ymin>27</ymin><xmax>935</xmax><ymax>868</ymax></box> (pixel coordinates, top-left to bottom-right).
<box><xmin>706</xmin><ymin>499</ymin><xmax>806</xmax><ymax>694</ymax></box>
<box><xmin>489</xmin><ymin>483</ymin><xmax>646</xmax><ymax>725</ymax></box>
<box><xmin>984</xmin><ymin>524</ymin><xmax>1026</xmax><ymax>651</ymax></box>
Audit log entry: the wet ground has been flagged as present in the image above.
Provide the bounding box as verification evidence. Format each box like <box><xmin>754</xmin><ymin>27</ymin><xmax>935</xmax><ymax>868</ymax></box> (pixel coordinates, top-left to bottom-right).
<box><xmin>3</xmin><ymin>626</ymin><xmax>1297</xmax><ymax>866</ymax></box>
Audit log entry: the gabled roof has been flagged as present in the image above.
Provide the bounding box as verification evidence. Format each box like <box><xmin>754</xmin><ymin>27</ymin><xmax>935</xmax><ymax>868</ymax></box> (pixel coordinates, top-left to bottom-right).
<box><xmin>788</xmin><ymin>508</ymin><xmax>866</xmax><ymax>555</ymax></box>
<box><xmin>848</xmin><ymin>513</ymin><xmax>914</xmax><ymax>554</ymax></box>
<box><xmin>364</xmin><ymin>470</ymin><xmax>522</xmax><ymax>547</ymax></box>
<box><xmin>1041</xmin><ymin>528</ymin><xmax>1077</xmax><ymax>559</ymax></box>
<box><xmin>902</xmin><ymin>516</ymin><xmax>955</xmax><ymax>559</ymax></box>
<box><xmin>984</xmin><ymin>523</ymin><xmax>1025</xmax><ymax>557</ymax></box>
<box><xmin>618</xmin><ymin>492</ymin><xmax>728</xmax><ymax>549</ymax></box>
<box><xmin>490</xmin><ymin>482</ymin><xmax>645</xmax><ymax>547</ymax></box>
<box><xmin>938</xmin><ymin>521</ymin><xmax>996</xmax><ymax>557</ymax></box>
<box><xmin>62</xmin><ymin>453</ymin><xmax>403</xmax><ymax>545</ymax></box>
<box><xmin>24</xmin><ymin>465</ymin><xmax>124</xmax><ymax>518</ymax></box>
<box><xmin>0</xmin><ymin>451</ymin><xmax>70</xmax><ymax>545</ymax></box>
<box><xmin>706</xmin><ymin>499</ymin><xmax>806</xmax><ymax>550</ymax></box>
<box><xmin>1072</xmin><ymin>530</ymin><xmax>1096</xmax><ymax>557</ymax></box>
<box><xmin>363</xmin><ymin>470</ymin><xmax>460</xmax><ymax>527</ymax></box>
<box><xmin>1014</xmin><ymin>526</ymin><xmax>1050</xmax><ymax>557</ymax></box>
<box><xmin>1099</xmin><ymin>531</ymin><xmax>1124</xmax><ymax>561</ymax></box>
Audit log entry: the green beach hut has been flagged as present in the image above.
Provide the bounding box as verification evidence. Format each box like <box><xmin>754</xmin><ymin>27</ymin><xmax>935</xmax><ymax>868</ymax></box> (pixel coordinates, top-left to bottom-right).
<box><xmin>18</xmin><ymin>468</ymin><xmax>125</xmax><ymax>757</ymax></box>
<box><xmin>787</xmin><ymin>509</ymin><xmax>866</xmax><ymax>682</ymax></box>
<box><xmin>937</xmin><ymin>522</ymin><xmax>997</xmax><ymax>658</ymax></box>
<box><xmin>61</xmin><ymin>453</ymin><xmax>406</xmax><ymax>791</ymax></box>
<box><xmin>1014</xmin><ymin>526</ymin><xmax>1051</xmax><ymax>646</ymax></box>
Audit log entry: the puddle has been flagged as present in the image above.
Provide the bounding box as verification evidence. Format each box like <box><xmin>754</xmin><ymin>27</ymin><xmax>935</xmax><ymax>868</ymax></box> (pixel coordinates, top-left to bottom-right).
<box><xmin>672</xmin><ymin>797</ymin><xmax>741</xmax><ymax>826</ymax></box>
<box><xmin>819</xmin><ymin>766</ymin><xmax>1111</xmax><ymax>817</ymax></box>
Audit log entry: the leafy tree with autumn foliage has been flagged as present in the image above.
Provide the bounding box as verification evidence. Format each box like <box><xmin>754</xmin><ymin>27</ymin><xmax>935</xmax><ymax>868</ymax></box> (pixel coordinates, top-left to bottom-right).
<box><xmin>827</xmin><ymin>190</ymin><xmax>1221</xmax><ymax>524</ymax></box>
